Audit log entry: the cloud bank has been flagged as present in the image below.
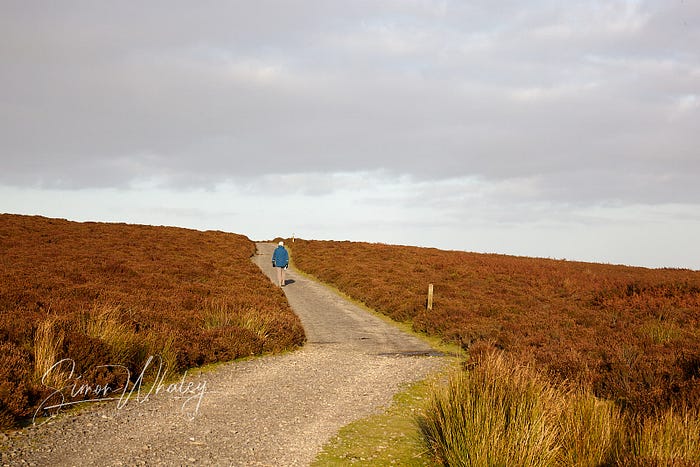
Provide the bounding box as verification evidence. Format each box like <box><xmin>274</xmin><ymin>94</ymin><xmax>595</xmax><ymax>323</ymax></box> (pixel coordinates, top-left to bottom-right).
<box><xmin>1</xmin><ymin>1</ymin><xmax>698</xmax><ymax>268</ymax></box>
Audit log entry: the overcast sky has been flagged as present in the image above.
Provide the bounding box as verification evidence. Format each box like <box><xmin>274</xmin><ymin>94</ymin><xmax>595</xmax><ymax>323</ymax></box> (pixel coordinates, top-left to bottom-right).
<box><xmin>2</xmin><ymin>1</ymin><xmax>699</xmax><ymax>269</ymax></box>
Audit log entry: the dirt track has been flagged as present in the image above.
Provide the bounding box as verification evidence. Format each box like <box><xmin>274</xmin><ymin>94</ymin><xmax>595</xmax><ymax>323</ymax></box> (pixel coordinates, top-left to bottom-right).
<box><xmin>1</xmin><ymin>242</ymin><xmax>448</xmax><ymax>466</ymax></box>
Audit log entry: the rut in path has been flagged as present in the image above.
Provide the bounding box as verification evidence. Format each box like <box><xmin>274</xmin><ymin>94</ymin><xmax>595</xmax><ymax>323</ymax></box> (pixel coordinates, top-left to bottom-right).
<box><xmin>2</xmin><ymin>243</ymin><xmax>448</xmax><ymax>466</ymax></box>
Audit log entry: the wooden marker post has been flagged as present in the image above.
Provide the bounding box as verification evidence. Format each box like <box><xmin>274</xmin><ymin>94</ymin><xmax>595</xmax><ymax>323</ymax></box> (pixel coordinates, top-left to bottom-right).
<box><xmin>427</xmin><ymin>283</ymin><xmax>434</xmax><ymax>310</ymax></box>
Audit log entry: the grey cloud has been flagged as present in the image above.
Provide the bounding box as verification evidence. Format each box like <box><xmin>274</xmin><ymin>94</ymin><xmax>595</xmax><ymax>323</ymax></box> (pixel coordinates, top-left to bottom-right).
<box><xmin>1</xmin><ymin>1</ymin><xmax>698</xmax><ymax>206</ymax></box>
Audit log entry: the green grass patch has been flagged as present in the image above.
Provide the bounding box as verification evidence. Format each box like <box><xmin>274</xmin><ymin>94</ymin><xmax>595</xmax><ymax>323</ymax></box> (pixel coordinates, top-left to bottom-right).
<box><xmin>313</xmin><ymin>369</ymin><xmax>456</xmax><ymax>466</ymax></box>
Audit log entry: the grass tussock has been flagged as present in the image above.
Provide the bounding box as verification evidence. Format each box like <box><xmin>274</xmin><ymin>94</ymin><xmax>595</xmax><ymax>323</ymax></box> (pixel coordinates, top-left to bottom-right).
<box><xmin>420</xmin><ymin>352</ymin><xmax>700</xmax><ymax>466</ymax></box>
<box><xmin>627</xmin><ymin>408</ymin><xmax>700</xmax><ymax>465</ymax></box>
<box><xmin>0</xmin><ymin>214</ymin><xmax>305</xmax><ymax>430</ymax></box>
<box><xmin>558</xmin><ymin>390</ymin><xmax>623</xmax><ymax>466</ymax></box>
<box><xmin>237</xmin><ymin>309</ymin><xmax>273</xmax><ymax>341</ymax></box>
<box><xmin>202</xmin><ymin>300</ymin><xmax>271</xmax><ymax>339</ymax></box>
<box><xmin>141</xmin><ymin>330</ymin><xmax>178</xmax><ymax>380</ymax></box>
<box><xmin>419</xmin><ymin>353</ymin><xmax>561</xmax><ymax>467</ymax></box>
<box><xmin>80</xmin><ymin>304</ymin><xmax>137</xmax><ymax>365</ymax></box>
<box><xmin>33</xmin><ymin>317</ymin><xmax>66</xmax><ymax>387</ymax></box>
<box><xmin>203</xmin><ymin>299</ymin><xmax>238</xmax><ymax>329</ymax></box>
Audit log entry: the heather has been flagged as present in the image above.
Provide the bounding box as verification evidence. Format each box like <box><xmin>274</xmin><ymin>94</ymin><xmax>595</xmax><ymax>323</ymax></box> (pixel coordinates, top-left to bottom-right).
<box><xmin>289</xmin><ymin>239</ymin><xmax>700</xmax><ymax>416</ymax></box>
<box><xmin>0</xmin><ymin>214</ymin><xmax>304</xmax><ymax>429</ymax></box>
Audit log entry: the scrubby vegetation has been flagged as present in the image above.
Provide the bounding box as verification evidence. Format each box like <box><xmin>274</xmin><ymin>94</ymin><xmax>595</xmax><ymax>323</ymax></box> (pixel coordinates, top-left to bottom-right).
<box><xmin>289</xmin><ymin>239</ymin><xmax>700</xmax><ymax>465</ymax></box>
<box><xmin>419</xmin><ymin>352</ymin><xmax>700</xmax><ymax>466</ymax></box>
<box><xmin>0</xmin><ymin>214</ymin><xmax>304</xmax><ymax>429</ymax></box>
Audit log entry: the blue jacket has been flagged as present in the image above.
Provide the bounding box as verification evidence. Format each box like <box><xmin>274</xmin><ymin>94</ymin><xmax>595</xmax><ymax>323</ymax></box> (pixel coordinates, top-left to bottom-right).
<box><xmin>272</xmin><ymin>245</ymin><xmax>289</xmax><ymax>268</ymax></box>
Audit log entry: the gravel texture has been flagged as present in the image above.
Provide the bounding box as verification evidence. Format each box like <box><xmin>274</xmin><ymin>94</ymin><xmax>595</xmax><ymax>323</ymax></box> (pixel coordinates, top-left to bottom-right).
<box><xmin>1</xmin><ymin>243</ymin><xmax>448</xmax><ymax>466</ymax></box>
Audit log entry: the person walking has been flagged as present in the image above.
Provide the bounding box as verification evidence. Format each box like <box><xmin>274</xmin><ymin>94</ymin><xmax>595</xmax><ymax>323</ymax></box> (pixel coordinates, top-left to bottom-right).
<box><xmin>272</xmin><ymin>241</ymin><xmax>289</xmax><ymax>287</ymax></box>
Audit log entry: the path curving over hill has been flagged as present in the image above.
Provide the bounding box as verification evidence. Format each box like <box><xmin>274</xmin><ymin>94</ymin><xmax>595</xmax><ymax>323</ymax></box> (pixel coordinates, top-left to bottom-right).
<box><xmin>2</xmin><ymin>243</ymin><xmax>448</xmax><ymax>466</ymax></box>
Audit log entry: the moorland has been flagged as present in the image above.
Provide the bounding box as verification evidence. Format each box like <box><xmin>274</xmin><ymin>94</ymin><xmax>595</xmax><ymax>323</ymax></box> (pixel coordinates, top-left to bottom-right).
<box><xmin>289</xmin><ymin>239</ymin><xmax>700</xmax><ymax>465</ymax></box>
<box><xmin>289</xmin><ymin>238</ymin><xmax>700</xmax><ymax>415</ymax></box>
<box><xmin>3</xmin><ymin>214</ymin><xmax>699</xmax><ymax>464</ymax></box>
<box><xmin>0</xmin><ymin>214</ymin><xmax>304</xmax><ymax>430</ymax></box>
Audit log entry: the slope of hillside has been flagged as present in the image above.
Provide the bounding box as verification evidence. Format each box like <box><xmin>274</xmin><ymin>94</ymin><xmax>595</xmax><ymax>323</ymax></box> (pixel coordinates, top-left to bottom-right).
<box><xmin>1</xmin><ymin>241</ymin><xmax>447</xmax><ymax>466</ymax></box>
<box><xmin>0</xmin><ymin>214</ymin><xmax>304</xmax><ymax>429</ymax></box>
<box><xmin>289</xmin><ymin>239</ymin><xmax>700</xmax><ymax>416</ymax></box>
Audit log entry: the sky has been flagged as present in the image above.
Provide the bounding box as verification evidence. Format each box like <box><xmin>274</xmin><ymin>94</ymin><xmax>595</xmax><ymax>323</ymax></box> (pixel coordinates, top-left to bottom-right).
<box><xmin>1</xmin><ymin>1</ymin><xmax>699</xmax><ymax>270</ymax></box>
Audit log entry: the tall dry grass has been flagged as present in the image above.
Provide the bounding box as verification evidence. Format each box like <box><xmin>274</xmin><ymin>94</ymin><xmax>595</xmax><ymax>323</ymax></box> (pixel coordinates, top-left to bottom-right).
<box><xmin>558</xmin><ymin>388</ymin><xmax>624</xmax><ymax>466</ymax></box>
<box><xmin>626</xmin><ymin>408</ymin><xmax>700</xmax><ymax>465</ymax></box>
<box><xmin>80</xmin><ymin>304</ymin><xmax>137</xmax><ymax>365</ymax></box>
<box><xmin>203</xmin><ymin>299</ymin><xmax>238</xmax><ymax>329</ymax></box>
<box><xmin>420</xmin><ymin>353</ymin><xmax>563</xmax><ymax>466</ymax></box>
<box><xmin>203</xmin><ymin>300</ymin><xmax>273</xmax><ymax>346</ymax></box>
<box><xmin>33</xmin><ymin>317</ymin><xmax>66</xmax><ymax>388</ymax></box>
<box><xmin>141</xmin><ymin>331</ymin><xmax>178</xmax><ymax>380</ymax></box>
<box><xmin>419</xmin><ymin>352</ymin><xmax>700</xmax><ymax>466</ymax></box>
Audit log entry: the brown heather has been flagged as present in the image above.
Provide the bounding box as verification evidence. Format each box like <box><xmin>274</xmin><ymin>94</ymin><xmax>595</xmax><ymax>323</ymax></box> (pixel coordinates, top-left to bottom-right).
<box><xmin>288</xmin><ymin>239</ymin><xmax>700</xmax><ymax>417</ymax></box>
<box><xmin>0</xmin><ymin>214</ymin><xmax>304</xmax><ymax>429</ymax></box>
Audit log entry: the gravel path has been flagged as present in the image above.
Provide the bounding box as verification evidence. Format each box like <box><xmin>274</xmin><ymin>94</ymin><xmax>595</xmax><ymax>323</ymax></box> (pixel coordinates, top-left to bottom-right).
<box><xmin>1</xmin><ymin>243</ymin><xmax>448</xmax><ymax>466</ymax></box>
